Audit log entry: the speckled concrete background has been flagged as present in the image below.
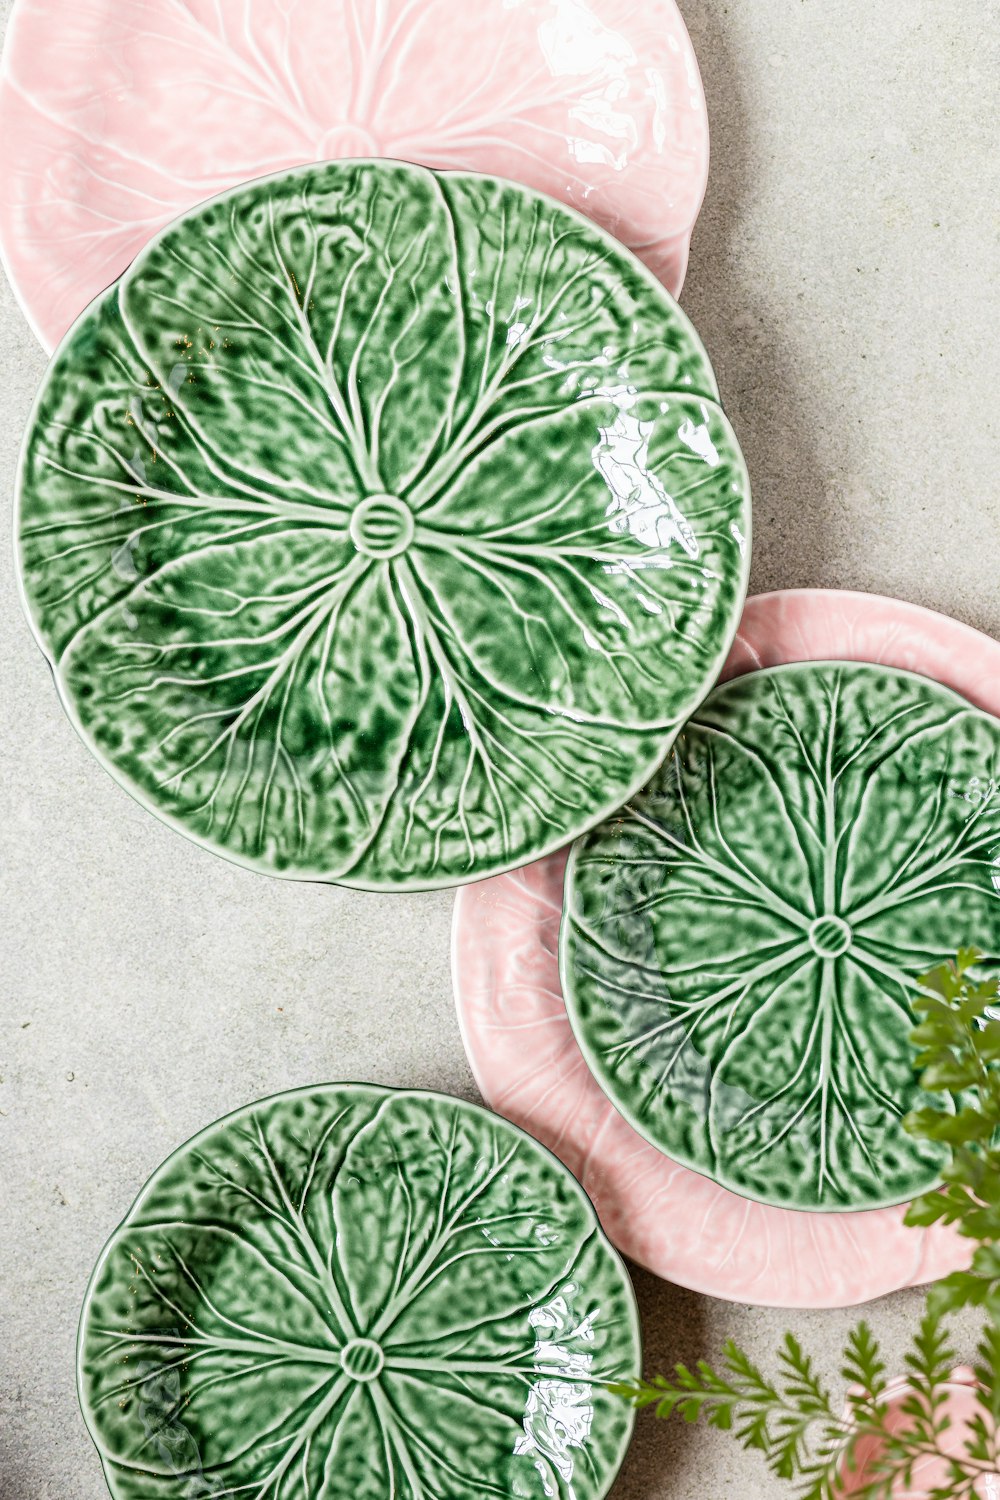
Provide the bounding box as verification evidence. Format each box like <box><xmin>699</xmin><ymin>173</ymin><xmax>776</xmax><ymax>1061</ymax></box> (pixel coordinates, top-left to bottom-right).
<box><xmin>1</xmin><ymin>2</ymin><xmax>998</xmax><ymax>1496</ymax></box>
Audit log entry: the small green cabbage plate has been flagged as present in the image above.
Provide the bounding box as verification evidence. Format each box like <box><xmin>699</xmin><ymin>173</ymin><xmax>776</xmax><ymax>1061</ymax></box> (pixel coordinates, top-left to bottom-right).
<box><xmin>561</xmin><ymin>662</ymin><xmax>1000</xmax><ymax>1212</ymax></box>
<box><xmin>78</xmin><ymin>1084</ymin><xmax>640</xmax><ymax>1500</ymax></box>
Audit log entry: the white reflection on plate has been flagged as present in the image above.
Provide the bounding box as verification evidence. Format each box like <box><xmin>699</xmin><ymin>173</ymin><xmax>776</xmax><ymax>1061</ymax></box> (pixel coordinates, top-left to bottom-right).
<box><xmin>515</xmin><ymin>1282</ymin><xmax>597</xmax><ymax>1497</ymax></box>
<box><xmin>592</xmin><ymin>384</ymin><xmax>711</xmax><ymax>558</ymax></box>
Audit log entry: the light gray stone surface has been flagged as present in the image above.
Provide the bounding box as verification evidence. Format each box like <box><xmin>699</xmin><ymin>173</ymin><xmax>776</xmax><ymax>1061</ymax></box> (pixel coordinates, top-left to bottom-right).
<box><xmin>0</xmin><ymin>1</ymin><xmax>997</xmax><ymax>1496</ymax></box>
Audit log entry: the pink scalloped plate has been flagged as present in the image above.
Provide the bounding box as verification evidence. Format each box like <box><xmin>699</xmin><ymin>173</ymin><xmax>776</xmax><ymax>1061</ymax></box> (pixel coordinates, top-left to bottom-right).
<box><xmin>453</xmin><ymin>589</ymin><xmax>1000</xmax><ymax>1307</ymax></box>
<box><xmin>0</xmin><ymin>0</ymin><xmax>708</xmax><ymax>351</ymax></box>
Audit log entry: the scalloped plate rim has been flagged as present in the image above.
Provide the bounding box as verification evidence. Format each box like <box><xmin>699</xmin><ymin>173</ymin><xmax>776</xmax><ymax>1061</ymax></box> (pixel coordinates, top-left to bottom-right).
<box><xmin>76</xmin><ymin>1078</ymin><xmax>642</xmax><ymax>1497</ymax></box>
<box><xmin>14</xmin><ymin>157</ymin><xmax>750</xmax><ymax>893</ymax></box>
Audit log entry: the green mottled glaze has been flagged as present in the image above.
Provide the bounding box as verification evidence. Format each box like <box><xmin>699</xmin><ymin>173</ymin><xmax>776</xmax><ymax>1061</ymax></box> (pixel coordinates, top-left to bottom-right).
<box><xmin>561</xmin><ymin>663</ymin><xmax>1000</xmax><ymax>1211</ymax></box>
<box><xmin>16</xmin><ymin>159</ymin><xmax>750</xmax><ymax>891</ymax></box>
<box><xmin>78</xmin><ymin>1084</ymin><xmax>639</xmax><ymax>1500</ymax></box>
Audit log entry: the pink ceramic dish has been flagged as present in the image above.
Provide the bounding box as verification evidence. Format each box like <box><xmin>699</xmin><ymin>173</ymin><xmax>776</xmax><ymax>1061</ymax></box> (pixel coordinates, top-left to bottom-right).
<box><xmin>0</xmin><ymin>0</ymin><xmax>709</xmax><ymax>350</ymax></box>
<box><xmin>839</xmin><ymin>1368</ymin><xmax>999</xmax><ymax>1497</ymax></box>
<box><xmin>453</xmin><ymin>589</ymin><xmax>1000</xmax><ymax>1307</ymax></box>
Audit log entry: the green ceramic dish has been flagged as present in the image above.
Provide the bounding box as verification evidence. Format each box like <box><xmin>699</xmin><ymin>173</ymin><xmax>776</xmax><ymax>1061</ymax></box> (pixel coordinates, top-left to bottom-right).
<box><xmin>561</xmin><ymin>662</ymin><xmax>1000</xmax><ymax>1212</ymax></box>
<box><xmin>77</xmin><ymin>1083</ymin><xmax>640</xmax><ymax>1500</ymax></box>
<box><xmin>16</xmin><ymin>158</ymin><xmax>750</xmax><ymax>891</ymax></box>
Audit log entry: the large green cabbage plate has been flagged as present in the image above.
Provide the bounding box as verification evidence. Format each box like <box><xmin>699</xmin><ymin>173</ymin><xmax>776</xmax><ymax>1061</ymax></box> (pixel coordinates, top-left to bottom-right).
<box><xmin>16</xmin><ymin>160</ymin><xmax>750</xmax><ymax>889</ymax></box>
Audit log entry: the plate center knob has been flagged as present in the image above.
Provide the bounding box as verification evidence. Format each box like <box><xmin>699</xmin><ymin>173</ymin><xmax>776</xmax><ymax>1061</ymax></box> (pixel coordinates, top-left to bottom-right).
<box><xmin>316</xmin><ymin>123</ymin><xmax>379</xmax><ymax>160</ymax></box>
<box><xmin>809</xmin><ymin>915</ymin><xmax>852</xmax><ymax>959</ymax></box>
<box><xmin>340</xmin><ymin>1337</ymin><xmax>384</xmax><ymax>1382</ymax></box>
<box><xmin>349</xmin><ymin>494</ymin><xmax>414</xmax><ymax>559</ymax></box>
